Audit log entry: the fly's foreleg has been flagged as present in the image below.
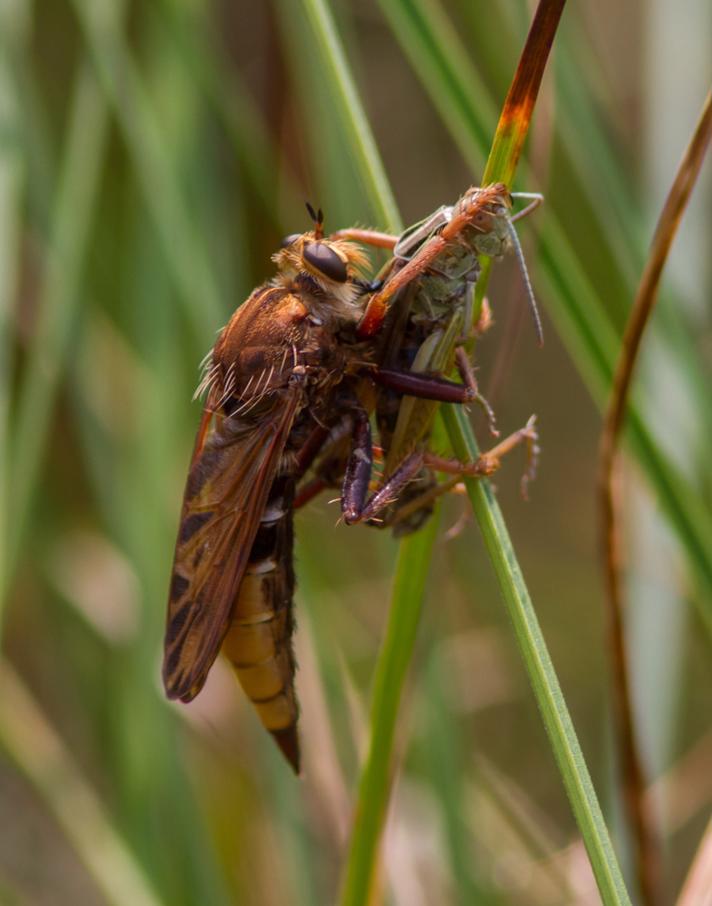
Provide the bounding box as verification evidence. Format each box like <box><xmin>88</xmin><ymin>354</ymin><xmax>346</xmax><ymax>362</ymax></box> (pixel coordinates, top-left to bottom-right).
<box><xmin>329</xmin><ymin>227</ymin><xmax>399</xmax><ymax>250</ymax></box>
<box><xmin>371</xmin><ymin>357</ymin><xmax>498</xmax><ymax>436</ymax></box>
<box><xmin>338</xmin><ymin>403</ymin><xmax>423</xmax><ymax>525</ymax></box>
<box><xmin>370</xmin><ymin>367</ymin><xmax>477</xmax><ymax>404</ymax></box>
<box><xmin>343</xmin><ymin>414</ymin><xmax>538</xmax><ymax>528</ymax></box>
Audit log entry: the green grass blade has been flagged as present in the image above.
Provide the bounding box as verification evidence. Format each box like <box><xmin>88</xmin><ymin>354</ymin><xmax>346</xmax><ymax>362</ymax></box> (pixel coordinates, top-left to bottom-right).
<box><xmin>338</xmin><ymin>515</ymin><xmax>440</xmax><ymax>906</ymax></box>
<box><xmin>443</xmin><ymin>405</ymin><xmax>632</xmax><ymax>905</ymax></box>
<box><xmin>292</xmin><ymin>0</ymin><xmax>631</xmax><ymax>902</ymax></box>
<box><xmin>431</xmin><ymin>4</ymin><xmax>631</xmax><ymax>898</ymax></box>
<box><xmin>5</xmin><ymin>61</ymin><xmax>109</xmax><ymax>609</ymax></box>
<box><xmin>0</xmin><ymin>1</ymin><xmax>27</xmax><ymax>611</ymax></box>
<box><xmin>296</xmin><ymin>0</ymin><xmax>401</xmax><ymax>232</ymax></box>
<box><xmin>69</xmin><ymin>0</ymin><xmax>223</xmax><ymax>341</ymax></box>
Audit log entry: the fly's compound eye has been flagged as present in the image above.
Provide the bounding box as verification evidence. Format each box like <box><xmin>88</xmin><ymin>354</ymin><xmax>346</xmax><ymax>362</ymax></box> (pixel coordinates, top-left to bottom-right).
<box><xmin>303</xmin><ymin>242</ymin><xmax>348</xmax><ymax>283</ymax></box>
<box><xmin>281</xmin><ymin>233</ymin><xmax>301</xmax><ymax>248</ymax></box>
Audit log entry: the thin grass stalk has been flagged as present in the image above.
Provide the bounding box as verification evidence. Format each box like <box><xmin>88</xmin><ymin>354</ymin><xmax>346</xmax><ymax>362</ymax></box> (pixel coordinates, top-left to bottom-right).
<box><xmin>0</xmin><ymin>0</ymin><xmax>27</xmax><ymax>614</ymax></box>
<box><xmin>302</xmin><ymin>0</ymin><xmax>631</xmax><ymax>901</ymax></box>
<box><xmin>69</xmin><ymin>0</ymin><xmax>222</xmax><ymax>341</ymax></box>
<box><xmin>0</xmin><ymin>663</ymin><xmax>166</xmax><ymax>906</ymax></box>
<box><xmin>297</xmin><ymin>0</ymin><xmax>401</xmax><ymax>233</ymax></box>
<box><xmin>598</xmin><ymin>88</ymin><xmax>712</xmax><ymax>906</ymax></box>
<box><xmin>439</xmin><ymin>1</ymin><xmax>631</xmax><ymax>901</ymax></box>
<box><xmin>338</xmin><ymin>515</ymin><xmax>440</xmax><ymax>906</ymax></box>
<box><xmin>444</xmin><ymin>405</ymin><xmax>632</xmax><ymax>906</ymax></box>
<box><xmin>289</xmin><ymin>4</ymin><xmax>437</xmax><ymax>903</ymax></box>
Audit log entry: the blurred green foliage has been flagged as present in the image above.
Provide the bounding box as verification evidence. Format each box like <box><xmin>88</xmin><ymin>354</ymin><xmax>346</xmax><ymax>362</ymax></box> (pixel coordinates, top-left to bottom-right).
<box><xmin>1</xmin><ymin>1</ymin><xmax>710</xmax><ymax>904</ymax></box>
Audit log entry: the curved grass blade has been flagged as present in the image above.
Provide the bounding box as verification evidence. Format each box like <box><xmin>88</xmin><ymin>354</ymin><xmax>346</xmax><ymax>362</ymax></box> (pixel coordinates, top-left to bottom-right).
<box><xmin>297</xmin><ymin>0</ymin><xmax>401</xmax><ymax>233</ymax></box>
<box><xmin>338</xmin><ymin>515</ymin><xmax>440</xmax><ymax>906</ymax></box>
<box><xmin>438</xmin><ymin>1</ymin><xmax>632</xmax><ymax>902</ymax></box>
<box><xmin>298</xmin><ymin>0</ymin><xmax>633</xmax><ymax>902</ymax></box>
<box><xmin>442</xmin><ymin>405</ymin><xmax>632</xmax><ymax>905</ymax></box>
<box><xmin>598</xmin><ymin>88</ymin><xmax>712</xmax><ymax>906</ymax></box>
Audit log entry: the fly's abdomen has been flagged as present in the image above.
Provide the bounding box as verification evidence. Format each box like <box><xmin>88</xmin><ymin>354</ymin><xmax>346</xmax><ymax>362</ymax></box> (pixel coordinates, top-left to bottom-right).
<box><xmin>221</xmin><ymin>477</ymin><xmax>300</xmax><ymax>772</ymax></box>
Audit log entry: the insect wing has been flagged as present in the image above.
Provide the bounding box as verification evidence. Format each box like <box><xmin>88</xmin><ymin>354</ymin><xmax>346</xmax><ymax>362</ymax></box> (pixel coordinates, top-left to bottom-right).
<box><xmin>163</xmin><ymin>385</ymin><xmax>301</xmax><ymax>702</ymax></box>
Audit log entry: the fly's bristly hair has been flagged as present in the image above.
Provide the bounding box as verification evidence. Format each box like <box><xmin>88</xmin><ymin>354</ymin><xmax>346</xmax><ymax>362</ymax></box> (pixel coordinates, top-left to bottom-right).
<box><xmin>195</xmin><ymin>231</ymin><xmax>371</xmax><ymax>409</ymax></box>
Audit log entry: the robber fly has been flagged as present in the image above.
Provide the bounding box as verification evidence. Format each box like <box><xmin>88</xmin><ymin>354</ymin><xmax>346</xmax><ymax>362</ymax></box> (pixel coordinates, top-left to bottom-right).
<box><xmin>163</xmin><ymin>207</ymin><xmax>372</xmax><ymax>773</ymax></box>
<box><xmin>322</xmin><ymin>184</ymin><xmax>542</xmax><ymax>532</ymax></box>
<box><xmin>163</xmin><ymin>206</ymin><xmax>489</xmax><ymax>773</ymax></box>
<box><xmin>163</xmin><ymin>191</ymin><xmax>544</xmax><ymax>772</ymax></box>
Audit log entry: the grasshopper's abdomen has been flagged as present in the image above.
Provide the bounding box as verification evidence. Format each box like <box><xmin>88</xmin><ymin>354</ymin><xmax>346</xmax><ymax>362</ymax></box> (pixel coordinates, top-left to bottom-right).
<box><xmin>221</xmin><ymin>475</ymin><xmax>300</xmax><ymax>772</ymax></box>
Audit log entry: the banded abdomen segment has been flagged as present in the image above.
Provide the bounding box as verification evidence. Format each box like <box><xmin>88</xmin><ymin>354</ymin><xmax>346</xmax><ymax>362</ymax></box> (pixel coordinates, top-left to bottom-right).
<box><xmin>221</xmin><ymin>475</ymin><xmax>300</xmax><ymax>772</ymax></box>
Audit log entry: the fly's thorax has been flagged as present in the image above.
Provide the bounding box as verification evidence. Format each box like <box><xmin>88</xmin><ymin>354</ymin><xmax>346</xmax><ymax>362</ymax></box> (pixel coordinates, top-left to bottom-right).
<box><xmin>197</xmin><ymin>272</ymin><xmax>365</xmax><ymax>415</ymax></box>
<box><xmin>285</xmin><ymin>272</ymin><xmax>365</xmax><ymax>326</ymax></box>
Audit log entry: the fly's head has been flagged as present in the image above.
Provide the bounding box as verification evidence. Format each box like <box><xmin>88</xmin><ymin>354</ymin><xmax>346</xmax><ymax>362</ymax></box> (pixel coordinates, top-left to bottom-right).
<box><xmin>273</xmin><ymin>205</ymin><xmax>370</xmax><ymax>322</ymax></box>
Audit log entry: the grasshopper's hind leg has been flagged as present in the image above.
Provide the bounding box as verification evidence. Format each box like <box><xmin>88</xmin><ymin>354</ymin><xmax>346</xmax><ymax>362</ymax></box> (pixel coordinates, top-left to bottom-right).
<box><xmin>342</xmin><ymin>413</ymin><xmax>539</xmax><ymax>528</ymax></box>
<box><xmin>423</xmin><ymin>415</ymin><xmax>540</xmax><ymax>499</ymax></box>
<box><xmin>386</xmin><ymin>416</ymin><xmax>540</xmax><ymax>530</ymax></box>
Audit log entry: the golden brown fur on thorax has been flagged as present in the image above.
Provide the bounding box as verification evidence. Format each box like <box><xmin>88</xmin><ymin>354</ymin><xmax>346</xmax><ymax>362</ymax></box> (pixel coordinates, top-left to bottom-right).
<box><xmin>195</xmin><ymin>230</ymin><xmax>371</xmax><ymax>410</ymax></box>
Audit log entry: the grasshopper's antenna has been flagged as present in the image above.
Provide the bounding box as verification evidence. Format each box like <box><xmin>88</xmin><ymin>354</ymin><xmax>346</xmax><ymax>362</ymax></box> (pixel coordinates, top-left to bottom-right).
<box><xmin>506</xmin><ymin>218</ymin><xmax>544</xmax><ymax>346</ymax></box>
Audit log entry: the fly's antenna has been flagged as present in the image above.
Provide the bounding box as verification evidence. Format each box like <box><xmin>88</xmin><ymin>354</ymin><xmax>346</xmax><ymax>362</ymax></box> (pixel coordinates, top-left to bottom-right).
<box><xmin>506</xmin><ymin>217</ymin><xmax>544</xmax><ymax>347</ymax></box>
<box><xmin>306</xmin><ymin>201</ymin><xmax>324</xmax><ymax>239</ymax></box>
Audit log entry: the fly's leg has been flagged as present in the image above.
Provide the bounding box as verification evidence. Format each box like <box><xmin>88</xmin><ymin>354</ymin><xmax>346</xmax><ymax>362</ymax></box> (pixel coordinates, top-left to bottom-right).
<box><xmin>329</xmin><ymin>227</ymin><xmax>399</xmax><ymax>250</ymax></box>
<box><xmin>293</xmin><ymin>475</ymin><xmax>331</xmax><ymax>510</ymax></box>
<box><xmin>294</xmin><ymin>424</ymin><xmax>331</xmax><ymax>478</ymax></box>
<box><xmin>293</xmin><ymin>416</ymin><xmax>355</xmax><ymax>509</ymax></box>
<box><xmin>340</xmin><ymin>404</ymin><xmax>426</xmax><ymax>525</ymax></box>
<box><xmin>341</xmin><ymin>364</ymin><xmax>499</xmax><ymax>525</ymax></box>
<box><xmin>370</xmin><ymin>367</ymin><xmax>477</xmax><ymax>404</ymax></box>
<box><xmin>374</xmin><ymin>330</ymin><xmax>499</xmax><ymax>437</ymax></box>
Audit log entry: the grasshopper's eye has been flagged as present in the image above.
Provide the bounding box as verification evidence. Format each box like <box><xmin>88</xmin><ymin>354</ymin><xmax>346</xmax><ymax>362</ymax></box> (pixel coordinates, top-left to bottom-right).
<box><xmin>303</xmin><ymin>242</ymin><xmax>348</xmax><ymax>283</ymax></box>
<box><xmin>281</xmin><ymin>233</ymin><xmax>301</xmax><ymax>248</ymax></box>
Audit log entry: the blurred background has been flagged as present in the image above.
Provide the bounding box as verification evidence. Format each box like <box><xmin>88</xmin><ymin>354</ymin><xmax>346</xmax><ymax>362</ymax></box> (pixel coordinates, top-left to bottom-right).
<box><xmin>1</xmin><ymin>1</ymin><xmax>710</xmax><ymax>904</ymax></box>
